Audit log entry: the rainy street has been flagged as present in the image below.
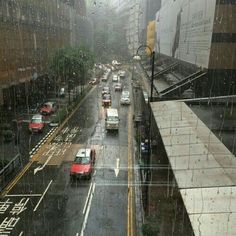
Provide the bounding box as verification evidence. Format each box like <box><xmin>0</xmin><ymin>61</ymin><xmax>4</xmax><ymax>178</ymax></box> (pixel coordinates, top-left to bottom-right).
<box><xmin>1</xmin><ymin>1</ymin><xmax>236</xmax><ymax>235</ymax></box>
<box><xmin>0</xmin><ymin>72</ymin><xmax>133</xmax><ymax>236</ymax></box>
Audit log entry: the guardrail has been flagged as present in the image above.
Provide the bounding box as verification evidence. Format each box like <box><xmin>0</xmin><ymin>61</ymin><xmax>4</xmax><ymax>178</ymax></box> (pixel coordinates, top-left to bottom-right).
<box><xmin>0</xmin><ymin>154</ymin><xmax>21</xmax><ymax>191</ymax></box>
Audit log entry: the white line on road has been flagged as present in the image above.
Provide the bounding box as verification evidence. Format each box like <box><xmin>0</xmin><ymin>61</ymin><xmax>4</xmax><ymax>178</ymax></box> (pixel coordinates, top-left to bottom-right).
<box><xmin>19</xmin><ymin>231</ymin><xmax>24</xmax><ymax>236</ymax></box>
<box><xmin>82</xmin><ymin>182</ymin><xmax>93</xmax><ymax>214</ymax></box>
<box><xmin>6</xmin><ymin>194</ymin><xmax>42</xmax><ymax>197</ymax></box>
<box><xmin>34</xmin><ymin>154</ymin><xmax>53</xmax><ymax>175</ymax></box>
<box><xmin>33</xmin><ymin>180</ymin><xmax>53</xmax><ymax>212</ymax></box>
<box><xmin>80</xmin><ymin>183</ymin><xmax>96</xmax><ymax>236</ymax></box>
<box><xmin>114</xmin><ymin>158</ymin><xmax>120</xmax><ymax>177</ymax></box>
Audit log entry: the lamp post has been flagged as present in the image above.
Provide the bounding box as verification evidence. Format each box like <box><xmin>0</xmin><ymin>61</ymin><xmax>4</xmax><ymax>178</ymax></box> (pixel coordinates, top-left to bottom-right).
<box><xmin>133</xmin><ymin>45</ymin><xmax>155</xmax><ymax>214</ymax></box>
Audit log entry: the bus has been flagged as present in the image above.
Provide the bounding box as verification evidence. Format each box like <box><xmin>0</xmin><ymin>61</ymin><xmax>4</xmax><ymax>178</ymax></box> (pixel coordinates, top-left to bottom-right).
<box><xmin>105</xmin><ymin>108</ymin><xmax>119</xmax><ymax>131</ymax></box>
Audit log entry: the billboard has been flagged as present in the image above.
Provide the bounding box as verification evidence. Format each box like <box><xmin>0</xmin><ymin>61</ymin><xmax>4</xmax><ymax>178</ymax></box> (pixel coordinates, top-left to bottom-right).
<box><xmin>146</xmin><ymin>21</ymin><xmax>156</xmax><ymax>55</ymax></box>
<box><xmin>156</xmin><ymin>0</ymin><xmax>216</xmax><ymax>68</ymax></box>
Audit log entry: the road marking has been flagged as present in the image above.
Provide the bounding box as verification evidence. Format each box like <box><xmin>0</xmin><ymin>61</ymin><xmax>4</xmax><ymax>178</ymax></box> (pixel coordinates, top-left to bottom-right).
<box><xmin>6</xmin><ymin>194</ymin><xmax>42</xmax><ymax>197</ymax></box>
<box><xmin>33</xmin><ymin>180</ymin><xmax>53</xmax><ymax>212</ymax></box>
<box><xmin>19</xmin><ymin>231</ymin><xmax>24</xmax><ymax>236</ymax></box>
<box><xmin>1</xmin><ymin>88</ymin><xmax>94</xmax><ymax>197</ymax></box>
<box><xmin>82</xmin><ymin>182</ymin><xmax>93</xmax><ymax>214</ymax></box>
<box><xmin>114</xmin><ymin>158</ymin><xmax>120</xmax><ymax>177</ymax></box>
<box><xmin>80</xmin><ymin>183</ymin><xmax>96</xmax><ymax>236</ymax></box>
<box><xmin>127</xmin><ymin>106</ymin><xmax>134</xmax><ymax>236</ymax></box>
<box><xmin>34</xmin><ymin>154</ymin><xmax>53</xmax><ymax>175</ymax></box>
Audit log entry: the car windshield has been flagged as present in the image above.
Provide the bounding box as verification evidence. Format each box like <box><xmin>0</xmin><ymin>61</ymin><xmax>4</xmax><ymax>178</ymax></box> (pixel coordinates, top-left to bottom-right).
<box><xmin>31</xmin><ymin>118</ymin><xmax>42</xmax><ymax>123</ymax></box>
<box><xmin>103</xmin><ymin>94</ymin><xmax>110</xmax><ymax>100</ymax></box>
<box><xmin>74</xmin><ymin>156</ymin><xmax>90</xmax><ymax>164</ymax></box>
<box><xmin>107</xmin><ymin>116</ymin><xmax>119</xmax><ymax>122</ymax></box>
<box><xmin>122</xmin><ymin>91</ymin><xmax>129</xmax><ymax>97</ymax></box>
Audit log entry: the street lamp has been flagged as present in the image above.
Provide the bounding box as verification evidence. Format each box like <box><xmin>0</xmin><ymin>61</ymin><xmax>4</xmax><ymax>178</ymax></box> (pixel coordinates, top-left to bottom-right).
<box><xmin>133</xmin><ymin>45</ymin><xmax>155</xmax><ymax>214</ymax></box>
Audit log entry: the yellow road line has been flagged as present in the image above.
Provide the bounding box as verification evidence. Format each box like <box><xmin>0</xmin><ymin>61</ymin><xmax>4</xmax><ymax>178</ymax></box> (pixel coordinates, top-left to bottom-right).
<box><xmin>127</xmin><ymin>106</ymin><xmax>134</xmax><ymax>236</ymax></box>
<box><xmin>1</xmin><ymin>86</ymin><xmax>96</xmax><ymax>197</ymax></box>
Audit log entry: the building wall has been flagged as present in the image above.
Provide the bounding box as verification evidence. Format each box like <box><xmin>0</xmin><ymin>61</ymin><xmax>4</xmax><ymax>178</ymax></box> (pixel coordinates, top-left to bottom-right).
<box><xmin>0</xmin><ymin>0</ymin><xmax>91</xmax><ymax>105</ymax></box>
<box><xmin>208</xmin><ymin>1</ymin><xmax>236</xmax><ymax>70</ymax></box>
<box><xmin>156</xmin><ymin>0</ymin><xmax>216</xmax><ymax>68</ymax></box>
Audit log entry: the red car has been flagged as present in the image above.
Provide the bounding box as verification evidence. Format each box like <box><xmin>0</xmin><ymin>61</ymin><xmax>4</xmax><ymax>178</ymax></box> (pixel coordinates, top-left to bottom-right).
<box><xmin>102</xmin><ymin>94</ymin><xmax>111</xmax><ymax>107</ymax></box>
<box><xmin>70</xmin><ymin>148</ymin><xmax>96</xmax><ymax>180</ymax></box>
<box><xmin>28</xmin><ymin>114</ymin><xmax>45</xmax><ymax>133</ymax></box>
<box><xmin>40</xmin><ymin>102</ymin><xmax>57</xmax><ymax>116</ymax></box>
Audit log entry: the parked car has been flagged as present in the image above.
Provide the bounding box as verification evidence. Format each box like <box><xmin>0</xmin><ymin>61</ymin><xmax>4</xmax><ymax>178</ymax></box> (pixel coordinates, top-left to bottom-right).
<box><xmin>102</xmin><ymin>94</ymin><xmax>111</xmax><ymax>107</ymax></box>
<box><xmin>114</xmin><ymin>83</ymin><xmax>122</xmax><ymax>92</ymax></box>
<box><xmin>70</xmin><ymin>148</ymin><xmax>96</xmax><ymax>180</ymax></box>
<box><xmin>89</xmin><ymin>78</ymin><xmax>99</xmax><ymax>85</ymax></box>
<box><xmin>40</xmin><ymin>102</ymin><xmax>57</xmax><ymax>115</ymax></box>
<box><xmin>28</xmin><ymin>114</ymin><xmax>45</xmax><ymax>133</ymax></box>
<box><xmin>102</xmin><ymin>86</ymin><xmax>110</xmax><ymax>96</ymax></box>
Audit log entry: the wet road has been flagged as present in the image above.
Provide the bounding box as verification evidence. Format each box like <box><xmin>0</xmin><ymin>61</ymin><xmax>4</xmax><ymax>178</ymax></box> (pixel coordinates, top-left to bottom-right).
<box><xmin>0</xmin><ymin>71</ymin><xmax>134</xmax><ymax>236</ymax></box>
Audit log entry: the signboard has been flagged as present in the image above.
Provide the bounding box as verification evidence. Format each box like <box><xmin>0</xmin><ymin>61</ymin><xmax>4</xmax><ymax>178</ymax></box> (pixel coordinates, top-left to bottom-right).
<box><xmin>156</xmin><ymin>0</ymin><xmax>216</xmax><ymax>68</ymax></box>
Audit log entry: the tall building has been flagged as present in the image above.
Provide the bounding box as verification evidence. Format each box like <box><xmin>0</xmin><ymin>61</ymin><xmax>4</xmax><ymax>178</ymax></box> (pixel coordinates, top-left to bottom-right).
<box><xmin>0</xmin><ymin>0</ymin><xmax>92</xmax><ymax>106</ymax></box>
<box><xmin>155</xmin><ymin>0</ymin><xmax>236</xmax><ymax>96</ymax></box>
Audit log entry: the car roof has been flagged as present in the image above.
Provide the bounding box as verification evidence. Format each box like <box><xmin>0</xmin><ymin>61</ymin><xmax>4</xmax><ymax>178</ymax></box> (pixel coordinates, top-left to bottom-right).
<box><xmin>44</xmin><ymin>101</ymin><xmax>54</xmax><ymax>106</ymax></box>
<box><xmin>76</xmin><ymin>148</ymin><xmax>91</xmax><ymax>157</ymax></box>
<box><xmin>32</xmin><ymin>114</ymin><xmax>43</xmax><ymax>119</ymax></box>
<box><xmin>122</xmin><ymin>90</ymin><xmax>129</xmax><ymax>95</ymax></box>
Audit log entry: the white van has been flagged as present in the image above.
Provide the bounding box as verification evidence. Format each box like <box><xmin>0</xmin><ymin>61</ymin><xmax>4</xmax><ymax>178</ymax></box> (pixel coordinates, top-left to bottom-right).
<box><xmin>105</xmin><ymin>108</ymin><xmax>119</xmax><ymax>131</ymax></box>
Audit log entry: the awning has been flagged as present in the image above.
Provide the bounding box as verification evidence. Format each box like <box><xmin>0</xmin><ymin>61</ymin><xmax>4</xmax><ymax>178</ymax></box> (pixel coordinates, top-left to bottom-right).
<box><xmin>151</xmin><ymin>101</ymin><xmax>236</xmax><ymax>236</ymax></box>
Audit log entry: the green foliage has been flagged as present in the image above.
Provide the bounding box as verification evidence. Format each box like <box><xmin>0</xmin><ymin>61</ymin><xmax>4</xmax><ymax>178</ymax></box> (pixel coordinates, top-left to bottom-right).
<box><xmin>0</xmin><ymin>123</ymin><xmax>14</xmax><ymax>142</ymax></box>
<box><xmin>142</xmin><ymin>214</ymin><xmax>160</xmax><ymax>236</ymax></box>
<box><xmin>51</xmin><ymin>107</ymin><xmax>68</xmax><ymax>124</ymax></box>
<box><xmin>50</xmin><ymin>46</ymin><xmax>94</xmax><ymax>84</ymax></box>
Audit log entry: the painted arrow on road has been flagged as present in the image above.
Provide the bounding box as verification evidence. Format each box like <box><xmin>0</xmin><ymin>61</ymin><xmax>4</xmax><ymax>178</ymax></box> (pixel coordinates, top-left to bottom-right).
<box><xmin>34</xmin><ymin>154</ymin><xmax>53</xmax><ymax>175</ymax></box>
<box><xmin>114</xmin><ymin>158</ymin><xmax>120</xmax><ymax>177</ymax></box>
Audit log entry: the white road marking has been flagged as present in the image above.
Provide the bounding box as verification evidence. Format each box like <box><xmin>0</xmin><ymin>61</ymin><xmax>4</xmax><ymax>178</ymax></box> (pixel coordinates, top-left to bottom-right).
<box><xmin>114</xmin><ymin>158</ymin><xmax>120</xmax><ymax>177</ymax></box>
<box><xmin>82</xmin><ymin>182</ymin><xmax>93</xmax><ymax>214</ymax></box>
<box><xmin>33</xmin><ymin>180</ymin><xmax>53</xmax><ymax>212</ymax></box>
<box><xmin>80</xmin><ymin>183</ymin><xmax>96</xmax><ymax>236</ymax></box>
<box><xmin>6</xmin><ymin>194</ymin><xmax>42</xmax><ymax>197</ymax></box>
<box><xmin>34</xmin><ymin>154</ymin><xmax>53</xmax><ymax>175</ymax></box>
<box><xmin>19</xmin><ymin>231</ymin><xmax>24</xmax><ymax>236</ymax></box>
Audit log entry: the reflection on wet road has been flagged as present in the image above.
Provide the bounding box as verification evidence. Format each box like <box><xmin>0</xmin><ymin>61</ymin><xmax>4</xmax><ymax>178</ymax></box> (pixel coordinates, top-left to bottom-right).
<box><xmin>0</xmin><ymin>71</ymin><xmax>133</xmax><ymax>236</ymax></box>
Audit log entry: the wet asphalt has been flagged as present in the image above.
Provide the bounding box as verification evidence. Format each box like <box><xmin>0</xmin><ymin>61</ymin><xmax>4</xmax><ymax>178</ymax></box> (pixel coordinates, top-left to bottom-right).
<box><xmin>0</xmin><ymin>71</ymin><xmax>133</xmax><ymax>236</ymax></box>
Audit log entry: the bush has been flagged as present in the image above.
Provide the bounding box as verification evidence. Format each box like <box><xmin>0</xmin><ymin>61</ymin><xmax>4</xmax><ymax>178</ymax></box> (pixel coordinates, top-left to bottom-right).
<box><xmin>142</xmin><ymin>214</ymin><xmax>160</xmax><ymax>236</ymax></box>
<box><xmin>0</xmin><ymin>123</ymin><xmax>14</xmax><ymax>142</ymax></box>
<box><xmin>51</xmin><ymin>108</ymin><xmax>68</xmax><ymax>124</ymax></box>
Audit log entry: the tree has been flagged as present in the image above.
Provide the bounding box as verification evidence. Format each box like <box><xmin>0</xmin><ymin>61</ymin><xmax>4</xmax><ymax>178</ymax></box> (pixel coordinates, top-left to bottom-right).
<box><xmin>50</xmin><ymin>46</ymin><xmax>94</xmax><ymax>102</ymax></box>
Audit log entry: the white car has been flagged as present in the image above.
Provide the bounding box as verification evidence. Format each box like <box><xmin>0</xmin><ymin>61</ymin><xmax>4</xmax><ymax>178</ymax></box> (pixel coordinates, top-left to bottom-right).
<box><xmin>120</xmin><ymin>95</ymin><xmax>131</xmax><ymax>105</ymax></box>
<box><xmin>112</xmin><ymin>75</ymin><xmax>118</xmax><ymax>82</ymax></box>
<box><xmin>121</xmin><ymin>90</ymin><xmax>130</xmax><ymax>97</ymax></box>
<box><xmin>120</xmin><ymin>90</ymin><xmax>131</xmax><ymax>105</ymax></box>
